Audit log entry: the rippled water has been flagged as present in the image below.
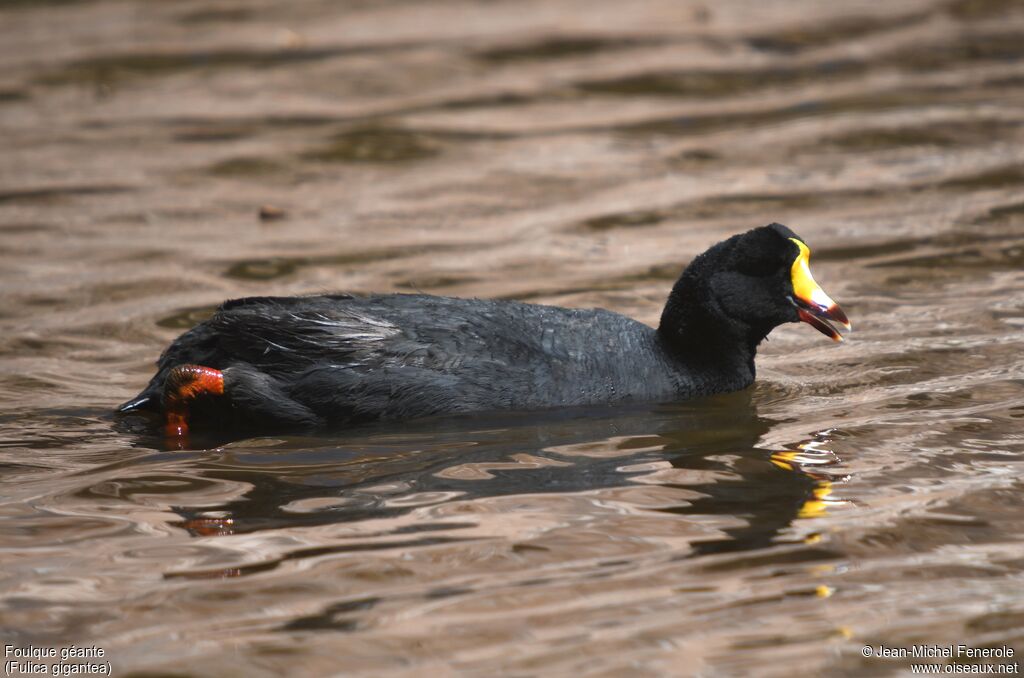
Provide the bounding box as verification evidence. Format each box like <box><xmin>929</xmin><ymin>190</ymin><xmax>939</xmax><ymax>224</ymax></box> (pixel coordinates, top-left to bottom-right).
<box><xmin>2</xmin><ymin>0</ymin><xmax>1024</xmax><ymax>674</ymax></box>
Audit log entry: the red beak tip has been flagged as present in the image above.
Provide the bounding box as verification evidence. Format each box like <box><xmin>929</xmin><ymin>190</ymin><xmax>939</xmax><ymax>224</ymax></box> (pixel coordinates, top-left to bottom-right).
<box><xmin>827</xmin><ymin>304</ymin><xmax>851</xmax><ymax>329</ymax></box>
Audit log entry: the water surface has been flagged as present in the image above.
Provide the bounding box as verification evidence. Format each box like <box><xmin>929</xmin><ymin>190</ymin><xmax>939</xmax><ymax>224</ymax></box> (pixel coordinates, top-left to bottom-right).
<box><xmin>2</xmin><ymin>0</ymin><xmax>1024</xmax><ymax>674</ymax></box>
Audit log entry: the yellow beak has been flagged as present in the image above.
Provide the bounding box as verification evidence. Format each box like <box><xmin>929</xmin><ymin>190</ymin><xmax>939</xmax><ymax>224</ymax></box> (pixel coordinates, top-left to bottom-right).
<box><xmin>789</xmin><ymin>238</ymin><xmax>851</xmax><ymax>342</ymax></box>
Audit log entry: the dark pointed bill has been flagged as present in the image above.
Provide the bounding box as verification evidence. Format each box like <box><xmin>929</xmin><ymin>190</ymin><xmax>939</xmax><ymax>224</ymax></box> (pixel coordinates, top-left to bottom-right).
<box><xmin>788</xmin><ymin>238</ymin><xmax>851</xmax><ymax>343</ymax></box>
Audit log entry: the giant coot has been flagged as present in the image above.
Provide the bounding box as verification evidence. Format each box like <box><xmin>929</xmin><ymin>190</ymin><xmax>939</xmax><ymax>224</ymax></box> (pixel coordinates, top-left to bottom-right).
<box><xmin>119</xmin><ymin>223</ymin><xmax>849</xmax><ymax>436</ymax></box>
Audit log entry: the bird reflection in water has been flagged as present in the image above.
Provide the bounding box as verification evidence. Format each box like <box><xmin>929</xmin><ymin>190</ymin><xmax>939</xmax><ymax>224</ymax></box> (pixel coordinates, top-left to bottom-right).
<box><xmin>645</xmin><ymin>425</ymin><xmax>849</xmax><ymax>556</ymax></box>
<box><xmin>155</xmin><ymin>392</ymin><xmax>849</xmax><ymax>574</ymax></box>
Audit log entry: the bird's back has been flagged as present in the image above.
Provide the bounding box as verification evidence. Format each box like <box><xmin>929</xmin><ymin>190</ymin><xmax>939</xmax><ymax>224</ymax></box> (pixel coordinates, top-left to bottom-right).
<box><xmin>128</xmin><ymin>293</ymin><xmax>683</xmax><ymax>428</ymax></box>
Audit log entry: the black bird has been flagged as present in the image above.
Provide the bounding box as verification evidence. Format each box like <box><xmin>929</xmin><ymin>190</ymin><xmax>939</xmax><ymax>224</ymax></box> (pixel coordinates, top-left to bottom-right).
<box><xmin>119</xmin><ymin>223</ymin><xmax>849</xmax><ymax>437</ymax></box>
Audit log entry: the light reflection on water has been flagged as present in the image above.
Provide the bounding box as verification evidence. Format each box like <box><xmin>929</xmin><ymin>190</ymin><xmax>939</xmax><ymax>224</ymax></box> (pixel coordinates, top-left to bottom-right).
<box><xmin>2</xmin><ymin>0</ymin><xmax>1024</xmax><ymax>674</ymax></box>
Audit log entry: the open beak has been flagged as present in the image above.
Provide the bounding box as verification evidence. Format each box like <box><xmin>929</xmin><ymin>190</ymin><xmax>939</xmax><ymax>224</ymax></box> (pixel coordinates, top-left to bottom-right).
<box><xmin>788</xmin><ymin>238</ymin><xmax>851</xmax><ymax>343</ymax></box>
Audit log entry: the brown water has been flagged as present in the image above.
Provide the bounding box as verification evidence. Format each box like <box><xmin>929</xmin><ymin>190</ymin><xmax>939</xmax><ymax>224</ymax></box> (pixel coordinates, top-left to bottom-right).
<box><xmin>2</xmin><ymin>0</ymin><xmax>1024</xmax><ymax>675</ymax></box>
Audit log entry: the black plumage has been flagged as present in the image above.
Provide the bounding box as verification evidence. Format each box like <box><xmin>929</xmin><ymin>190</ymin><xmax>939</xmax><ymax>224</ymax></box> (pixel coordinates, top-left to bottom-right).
<box><xmin>119</xmin><ymin>223</ymin><xmax>847</xmax><ymax>432</ymax></box>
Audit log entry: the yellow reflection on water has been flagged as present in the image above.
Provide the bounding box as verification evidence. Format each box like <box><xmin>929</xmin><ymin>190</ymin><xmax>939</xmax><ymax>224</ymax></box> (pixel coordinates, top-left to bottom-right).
<box><xmin>770</xmin><ymin>432</ymin><xmax>850</xmax><ymax>520</ymax></box>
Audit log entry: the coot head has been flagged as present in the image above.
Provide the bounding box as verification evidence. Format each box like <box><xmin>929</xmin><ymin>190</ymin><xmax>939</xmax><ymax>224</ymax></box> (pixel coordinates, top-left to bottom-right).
<box><xmin>660</xmin><ymin>223</ymin><xmax>850</xmax><ymax>353</ymax></box>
